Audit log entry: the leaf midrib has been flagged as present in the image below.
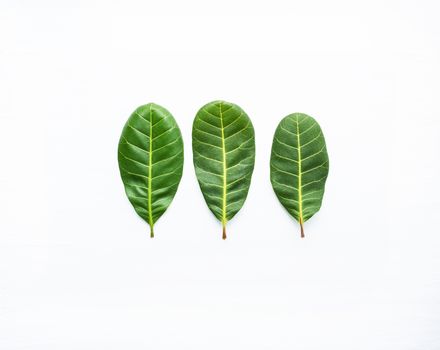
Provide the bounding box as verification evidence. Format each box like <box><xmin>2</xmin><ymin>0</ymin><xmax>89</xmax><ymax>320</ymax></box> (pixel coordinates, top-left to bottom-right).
<box><xmin>295</xmin><ymin>117</ymin><xmax>304</xmax><ymax>232</ymax></box>
<box><xmin>219</xmin><ymin>102</ymin><xmax>227</xmax><ymax>230</ymax></box>
<box><xmin>148</xmin><ymin>105</ymin><xmax>154</xmax><ymax>237</ymax></box>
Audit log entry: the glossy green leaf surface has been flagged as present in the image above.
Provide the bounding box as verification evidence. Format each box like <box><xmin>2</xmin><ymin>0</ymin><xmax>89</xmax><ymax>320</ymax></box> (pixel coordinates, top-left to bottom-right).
<box><xmin>192</xmin><ymin>100</ymin><xmax>255</xmax><ymax>239</ymax></box>
<box><xmin>118</xmin><ymin>103</ymin><xmax>184</xmax><ymax>237</ymax></box>
<box><xmin>270</xmin><ymin>113</ymin><xmax>329</xmax><ymax>238</ymax></box>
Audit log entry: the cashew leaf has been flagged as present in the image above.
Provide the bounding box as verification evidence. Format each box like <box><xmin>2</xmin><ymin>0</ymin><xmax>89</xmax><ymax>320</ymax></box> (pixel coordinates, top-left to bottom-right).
<box><xmin>118</xmin><ymin>103</ymin><xmax>184</xmax><ymax>237</ymax></box>
<box><xmin>270</xmin><ymin>113</ymin><xmax>329</xmax><ymax>237</ymax></box>
<box><xmin>192</xmin><ymin>100</ymin><xmax>255</xmax><ymax>239</ymax></box>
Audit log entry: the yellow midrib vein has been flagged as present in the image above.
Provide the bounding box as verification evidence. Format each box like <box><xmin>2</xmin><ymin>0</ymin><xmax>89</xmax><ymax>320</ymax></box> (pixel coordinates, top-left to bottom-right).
<box><xmin>295</xmin><ymin>117</ymin><xmax>304</xmax><ymax>237</ymax></box>
<box><xmin>219</xmin><ymin>102</ymin><xmax>227</xmax><ymax>236</ymax></box>
<box><xmin>148</xmin><ymin>105</ymin><xmax>154</xmax><ymax>237</ymax></box>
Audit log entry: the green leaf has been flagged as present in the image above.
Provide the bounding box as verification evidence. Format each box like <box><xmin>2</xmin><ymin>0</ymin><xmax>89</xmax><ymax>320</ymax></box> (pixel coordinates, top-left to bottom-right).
<box><xmin>192</xmin><ymin>100</ymin><xmax>255</xmax><ymax>239</ymax></box>
<box><xmin>118</xmin><ymin>103</ymin><xmax>184</xmax><ymax>238</ymax></box>
<box><xmin>270</xmin><ymin>113</ymin><xmax>329</xmax><ymax>238</ymax></box>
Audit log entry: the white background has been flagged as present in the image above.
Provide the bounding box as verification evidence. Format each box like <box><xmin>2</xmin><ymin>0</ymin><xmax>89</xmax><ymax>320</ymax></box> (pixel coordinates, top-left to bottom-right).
<box><xmin>1</xmin><ymin>1</ymin><xmax>440</xmax><ymax>349</ymax></box>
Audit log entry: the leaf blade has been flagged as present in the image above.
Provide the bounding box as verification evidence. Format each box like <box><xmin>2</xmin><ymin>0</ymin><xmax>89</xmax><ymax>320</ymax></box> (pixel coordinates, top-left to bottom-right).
<box><xmin>192</xmin><ymin>101</ymin><xmax>255</xmax><ymax>239</ymax></box>
<box><xmin>270</xmin><ymin>113</ymin><xmax>329</xmax><ymax>237</ymax></box>
<box><xmin>118</xmin><ymin>103</ymin><xmax>184</xmax><ymax>237</ymax></box>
